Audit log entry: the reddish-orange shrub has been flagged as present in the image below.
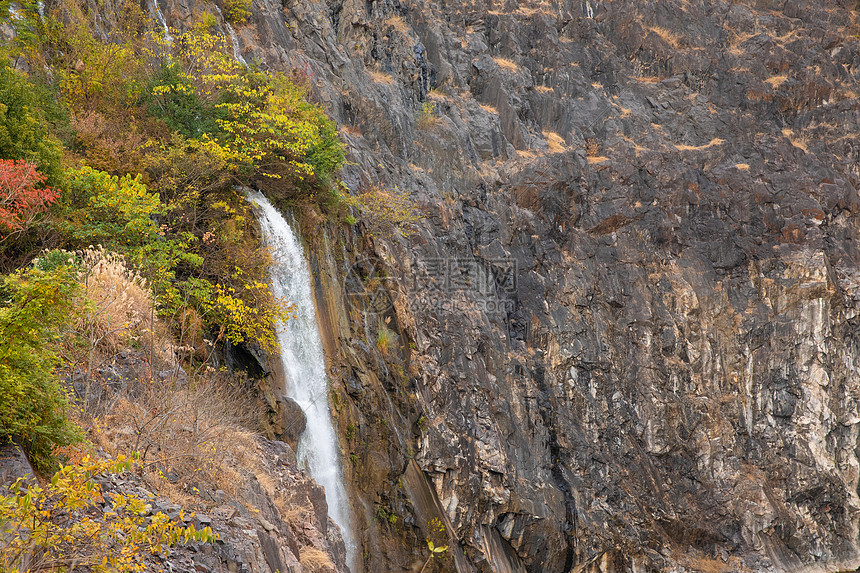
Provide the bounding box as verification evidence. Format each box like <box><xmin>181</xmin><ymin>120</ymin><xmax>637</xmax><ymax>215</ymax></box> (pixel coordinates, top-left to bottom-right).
<box><xmin>0</xmin><ymin>159</ymin><xmax>60</xmax><ymax>233</ymax></box>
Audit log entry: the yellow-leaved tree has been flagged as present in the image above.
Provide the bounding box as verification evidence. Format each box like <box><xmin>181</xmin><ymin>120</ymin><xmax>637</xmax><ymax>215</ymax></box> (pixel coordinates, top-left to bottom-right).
<box><xmin>0</xmin><ymin>455</ymin><xmax>216</xmax><ymax>572</ymax></box>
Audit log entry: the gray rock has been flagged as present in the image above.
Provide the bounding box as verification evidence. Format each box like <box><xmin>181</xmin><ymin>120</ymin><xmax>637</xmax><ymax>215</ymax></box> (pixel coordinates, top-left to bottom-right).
<box><xmin>0</xmin><ymin>443</ymin><xmax>35</xmax><ymax>487</ymax></box>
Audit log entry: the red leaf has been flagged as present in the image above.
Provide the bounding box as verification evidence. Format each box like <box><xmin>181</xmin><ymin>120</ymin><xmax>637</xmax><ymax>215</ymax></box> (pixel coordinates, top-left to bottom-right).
<box><xmin>0</xmin><ymin>159</ymin><xmax>60</xmax><ymax>233</ymax></box>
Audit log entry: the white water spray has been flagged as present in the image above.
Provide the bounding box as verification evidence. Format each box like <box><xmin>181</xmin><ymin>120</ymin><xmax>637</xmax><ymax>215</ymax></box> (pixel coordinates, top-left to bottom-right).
<box><xmin>148</xmin><ymin>0</ymin><xmax>172</xmax><ymax>44</ymax></box>
<box><xmin>248</xmin><ymin>190</ymin><xmax>357</xmax><ymax>571</ymax></box>
<box><xmin>213</xmin><ymin>5</ymin><xmax>246</xmax><ymax>65</ymax></box>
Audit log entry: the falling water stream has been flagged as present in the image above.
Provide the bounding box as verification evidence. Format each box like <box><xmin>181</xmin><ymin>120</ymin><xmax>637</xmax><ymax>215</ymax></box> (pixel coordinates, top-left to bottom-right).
<box><xmin>147</xmin><ymin>0</ymin><xmax>172</xmax><ymax>43</ymax></box>
<box><xmin>213</xmin><ymin>5</ymin><xmax>246</xmax><ymax>65</ymax></box>
<box><xmin>248</xmin><ymin>190</ymin><xmax>358</xmax><ymax>571</ymax></box>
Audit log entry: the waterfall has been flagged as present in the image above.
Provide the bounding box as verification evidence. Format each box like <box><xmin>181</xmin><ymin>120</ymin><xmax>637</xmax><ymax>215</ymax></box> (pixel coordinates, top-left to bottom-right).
<box><xmin>248</xmin><ymin>190</ymin><xmax>358</xmax><ymax>571</ymax></box>
<box><xmin>148</xmin><ymin>0</ymin><xmax>172</xmax><ymax>44</ymax></box>
<box><xmin>213</xmin><ymin>5</ymin><xmax>246</xmax><ymax>65</ymax></box>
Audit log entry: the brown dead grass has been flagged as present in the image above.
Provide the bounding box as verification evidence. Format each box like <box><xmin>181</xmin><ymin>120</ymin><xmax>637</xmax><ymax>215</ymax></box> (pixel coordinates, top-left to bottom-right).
<box><xmin>517</xmin><ymin>4</ymin><xmax>555</xmax><ymax>16</ymax></box>
<box><xmin>300</xmin><ymin>547</ymin><xmax>335</xmax><ymax>572</ymax></box>
<box><xmin>479</xmin><ymin>102</ymin><xmax>498</xmax><ymax>115</ymax></box>
<box><xmin>535</xmin><ymin>85</ymin><xmax>553</xmax><ymax>93</ymax></box>
<box><xmin>90</xmin><ymin>371</ymin><xmax>263</xmax><ymax>502</ymax></box>
<box><xmin>675</xmin><ymin>138</ymin><xmax>724</xmax><ymax>152</ymax></box>
<box><xmin>278</xmin><ymin>504</ymin><xmax>311</xmax><ymax>528</ymax></box>
<box><xmin>587</xmin><ymin>156</ymin><xmax>610</xmax><ymax>164</ymax></box>
<box><xmin>765</xmin><ymin>74</ymin><xmax>788</xmax><ymax>89</ymax></box>
<box><xmin>493</xmin><ymin>57</ymin><xmax>519</xmax><ymax>73</ymax></box>
<box><xmin>735</xmin><ymin>163</ymin><xmax>750</xmax><ymax>170</ymax></box>
<box><xmin>368</xmin><ymin>69</ymin><xmax>394</xmax><ymax>85</ymax></box>
<box><xmin>340</xmin><ymin>124</ymin><xmax>362</xmax><ymax>137</ymax></box>
<box><xmin>647</xmin><ymin>26</ymin><xmax>683</xmax><ymax>49</ymax></box>
<box><xmin>684</xmin><ymin>556</ymin><xmax>732</xmax><ymax>573</ymax></box>
<box><xmin>783</xmin><ymin>128</ymin><xmax>808</xmax><ymax>152</ymax></box>
<box><xmin>728</xmin><ymin>31</ymin><xmax>755</xmax><ymax>56</ymax></box>
<box><xmin>543</xmin><ymin>130</ymin><xmax>567</xmax><ymax>153</ymax></box>
<box><xmin>79</xmin><ymin>247</ymin><xmax>154</xmax><ymax>355</ymax></box>
<box><xmin>384</xmin><ymin>15</ymin><xmax>409</xmax><ymax>35</ymax></box>
<box><xmin>633</xmin><ymin>143</ymin><xmax>649</xmax><ymax>156</ymax></box>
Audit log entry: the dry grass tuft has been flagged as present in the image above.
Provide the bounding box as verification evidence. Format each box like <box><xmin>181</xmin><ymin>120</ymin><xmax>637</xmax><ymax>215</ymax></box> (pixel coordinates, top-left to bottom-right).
<box><xmin>278</xmin><ymin>504</ymin><xmax>311</xmax><ymax>528</ymax></box>
<box><xmin>765</xmin><ymin>74</ymin><xmax>788</xmax><ymax>89</ymax></box>
<box><xmin>735</xmin><ymin>163</ymin><xmax>750</xmax><ymax>170</ymax></box>
<box><xmin>684</xmin><ymin>556</ymin><xmax>732</xmax><ymax>573</ymax></box>
<box><xmin>493</xmin><ymin>57</ymin><xmax>519</xmax><ymax>73</ymax></box>
<box><xmin>728</xmin><ymin>31</ymin><xmax>755</xmax><ymax>56</ymax></box>
<box><xmin>535</xmin><ymin>85</ymin><xmax>553</xmax><ymax>93</ymax></box>
<box><xmin>340</xmin><ymin>124</ymin><xmax>363</xmax><ymax>137</ymax></box>
<box><xmin>300</xmin><ymin>547</ymin><xmax>336</xmax><ymax>572</ymax></box>
<box><xmin>675</xmin><ymin>138</ymin><xmax>724</xmax><ymax>151</ymax></box>
<box><xmin>376</xmin><ymin>324</ymin><xmax>397</xmax><ymax>354</ymax></box>
<box><xmin>368</xmin><ymin>69</ymin><xmax>394</xmax><ymax>85</ymax></box>
<box><xmin>647</xmin><ymin>26</ymin><xmax>683</xmax><ymax>49</ymax></box>
<box><xmin>587</xmin><ymin>156</ymin><xmax>610</xmax><ymax>164</ymax></box>
<box><xmin>479</xmin><ymin>103</ymin><xmax>498</xmax><ymax>115</ymax></box>
<box><xmin>384</xmin><ymin>15</ymin><xmax>409</xmax><ymax>35</ymax></box>
<box><xmin>517</xmin><ymin>4</ymin><xmax>554</xmax><ymax>16</ymax></box>
<box><xmin>783</xmin><ymin>128</ymin><xmax>808</xmax><ymax>152</ymax></box>
<box><xmin>79</xmin><ymin>247</ymin><xmax>153</xmax><ymax>355</ymax></box>
<box><xmin>542</xmin><ymin>130</ymin><xmax>567</xmax><ymax>153</ymax></box>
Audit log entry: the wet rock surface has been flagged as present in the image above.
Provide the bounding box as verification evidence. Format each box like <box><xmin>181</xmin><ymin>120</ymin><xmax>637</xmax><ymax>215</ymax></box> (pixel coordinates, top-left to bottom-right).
<box><xmin>152</xmin><ymin>0</ymin><xmax>860</xmax><ymax>570</ymax></box>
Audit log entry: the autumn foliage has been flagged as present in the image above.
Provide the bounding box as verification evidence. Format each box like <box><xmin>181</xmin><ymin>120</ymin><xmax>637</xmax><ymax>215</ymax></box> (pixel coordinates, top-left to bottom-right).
<box><xmin>0</xmin><ymin>455</ymin><xmax>216</xmax><ymax>572</ymax></box>
<box><xmin>0</xmin><ymin>160</ymin><xmax>59</xmax><ymax>234</ymax></box>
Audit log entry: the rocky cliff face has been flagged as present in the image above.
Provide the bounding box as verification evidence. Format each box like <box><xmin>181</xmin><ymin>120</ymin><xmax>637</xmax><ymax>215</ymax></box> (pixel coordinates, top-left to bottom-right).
<box><xmin>157</xmin><ymin>0</ymin><xmax>860</xmax><ymax>570</ymax></box>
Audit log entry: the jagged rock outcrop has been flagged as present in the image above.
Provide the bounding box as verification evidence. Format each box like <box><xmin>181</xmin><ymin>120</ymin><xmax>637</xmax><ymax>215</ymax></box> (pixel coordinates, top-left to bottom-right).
<box><xmin>143</xmin><ymin>0</ymin><xmax>860</xmax><ymax>570</ymax></box>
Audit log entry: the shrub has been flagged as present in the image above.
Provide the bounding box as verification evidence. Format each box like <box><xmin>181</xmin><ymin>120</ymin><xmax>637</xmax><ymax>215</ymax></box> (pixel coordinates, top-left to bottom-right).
<box><xmin>187</xmin><ymin>276</ymin><xmax>293</xmax><ymax>352</ymax></box>
<box><xmin>376</xmin><ymin>324</ymin><xmax>396</xmax><ymax>354</ymax></box>
<box><xmin>92</xmin><ymin>373</ymin><xmax>262</xmax><ymax>498</ymax></box>
<box><xmin>56</xmin><ymin>167</ymin><xmax>203</xmax><ymax>318</ymax></box>
<box><xmin>0</xmin><ymin>64</ymin><xmax>65</xmax><ymax>180</ymax></box>
<box><xmin>299</xmin><ymin>546</ymin><xmax>335</xmax><ymax>573</ymax></box>
<box><xmin>343</xmin><ymin>184</ymin><xmax>421</xmax><ymax>239</ymax></box>
<box><xmin>0</xmin><ymin>263</ymin><xmax>82</xmax><ymax>468</ymax></box>
<box><xmin>417</xmin><ymin>100</ymin><xmax>438</xmax><ymax>129</ymax></box>
<box><xmin>60</xmin><ymin>166</ymin><xmax>163</xmax><ymax>248</ymax></box>
<box><xmin>0</xmin><ymin>455</ymin><xmax>216</xmax><ymax>572</ymax></box>
<box><xmin>146</xmin><ymin>29</ymin><xmax>345</xmax><ymax>187</ymax></box>
<box><xmin>145</xmin><ymin>63</ymin><xmax>219</xmax><ymax>139</ymax></box>
<box><xmin>222</xmin><ymin>0</ymin><xmax>252</xmax><ymax>24</ymax></box>
<box><xmin>0</xmin><ymin>159</ymin><xmax>60</xmax><ymax>234</ymax></box>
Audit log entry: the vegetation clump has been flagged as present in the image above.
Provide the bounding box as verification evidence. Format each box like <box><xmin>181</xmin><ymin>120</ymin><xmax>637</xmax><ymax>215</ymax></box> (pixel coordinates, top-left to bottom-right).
<box><xmin>0</xmin><ymin>0</ymin><xmax>348</xmax><ymax>470</ymax></box>
<box><xmin>0</xmin><ymin>455</ymin><xmax>216</xmax><ymax>572</ymax></box>
<box><xmin>0</xmin><ymin>262</ymin><xmax>82</xmax><ymax>468</ymax></box>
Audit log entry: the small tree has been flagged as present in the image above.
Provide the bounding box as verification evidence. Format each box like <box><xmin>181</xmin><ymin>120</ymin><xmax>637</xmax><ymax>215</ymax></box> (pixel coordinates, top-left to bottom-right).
<box><xmin>0</xmin><ymin>455</ymin><xmax>216</xmax><ymax>572</ymax></box>
<box><xmin>0</xmin><ymin>262</ymin><xmax>82</xmax><ymax>468</ymax></box>
<box><xmin>0</xmin><ymin>64</ymin><xmax>65</xmax><ymax>181</ymax></box>
<box><xmin>0</xmin><ymin>159</ymin><xmax>60</xmax><ymax>235</ymax></box>
<box><xmin>420</xmin><ymin>517</ymin><xmax>449</xmax><ymax>572</ymax></box>
<box><xmin>420</xmin><ymin>539</ymin><xmax>449</xmax><ymax>573</ymax></box>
